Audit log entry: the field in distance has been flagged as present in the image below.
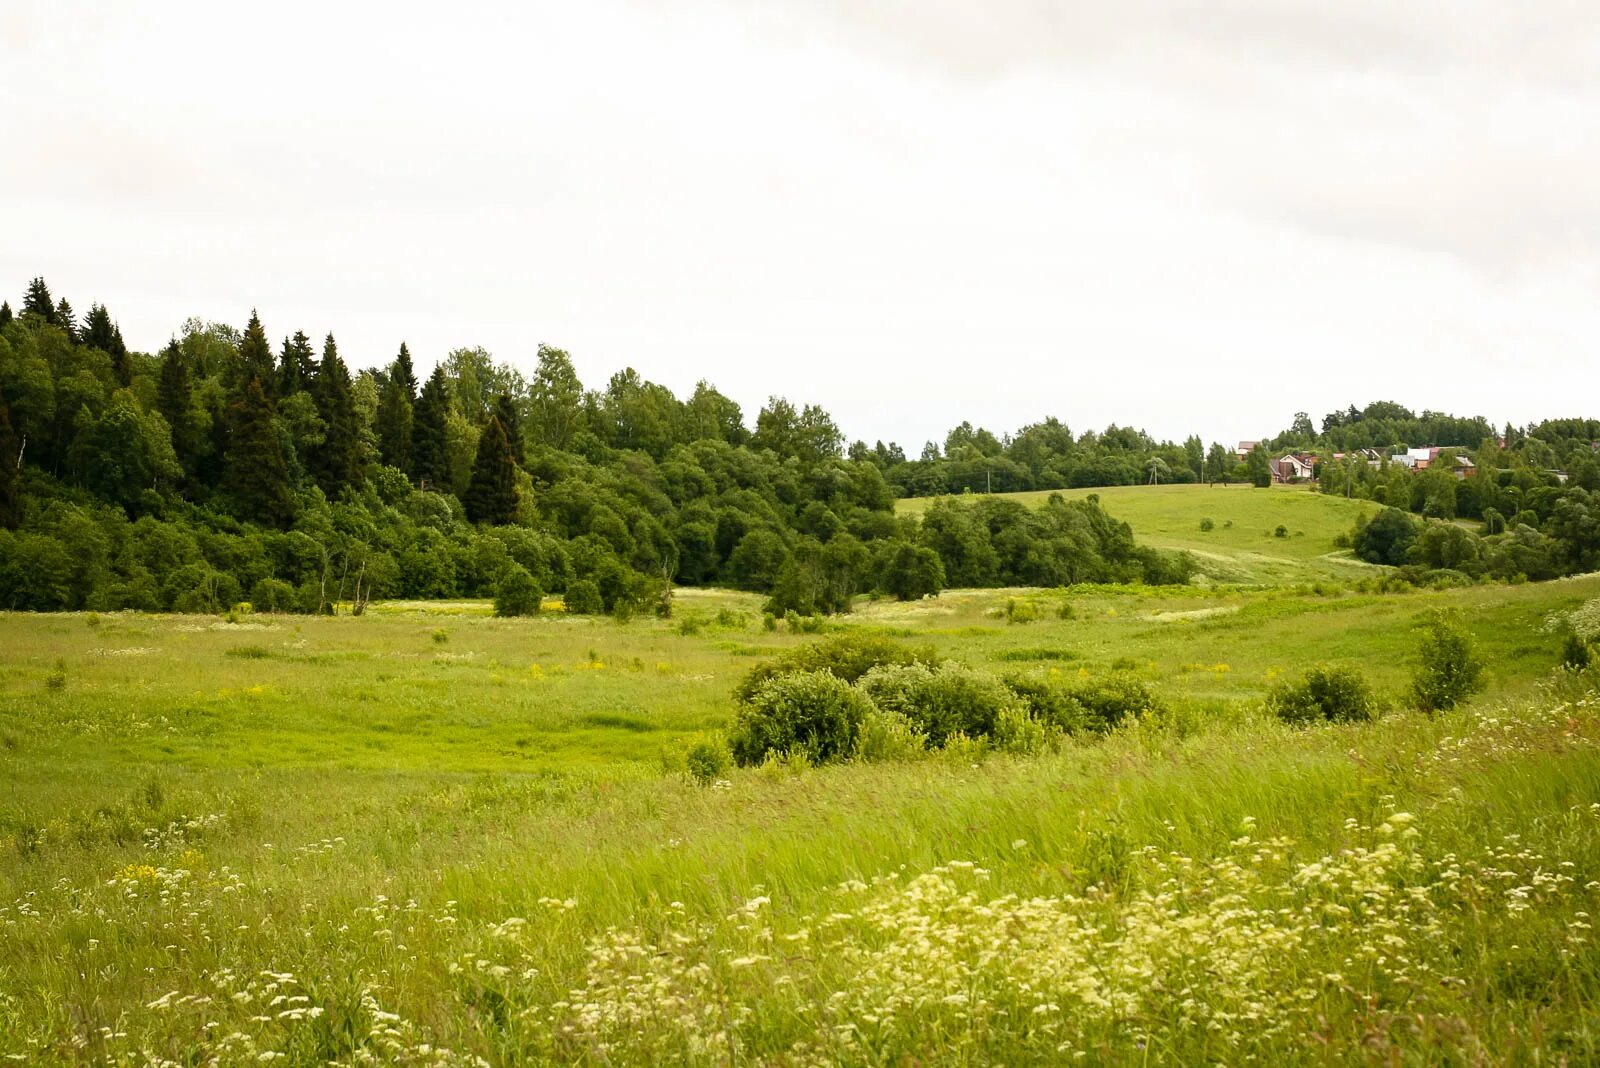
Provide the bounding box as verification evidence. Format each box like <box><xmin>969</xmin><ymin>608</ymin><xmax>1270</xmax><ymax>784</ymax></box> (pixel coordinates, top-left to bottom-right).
<box><xmin>898</xmin><ymin>483</ymin><xmax>1384</xmax><ymax>584</ymax></box>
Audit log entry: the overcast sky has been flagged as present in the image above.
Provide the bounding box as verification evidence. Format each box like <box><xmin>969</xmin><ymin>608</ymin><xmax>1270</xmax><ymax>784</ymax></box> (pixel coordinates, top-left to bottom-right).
<box><xmin>3</xmin><ymin>1</ymin><xmax>1596</xmax><ymax>450</ymax></box>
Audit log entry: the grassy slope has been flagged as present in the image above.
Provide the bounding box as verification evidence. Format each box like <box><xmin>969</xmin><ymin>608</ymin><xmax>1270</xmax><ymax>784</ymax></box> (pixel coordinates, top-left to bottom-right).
<box><xmin>898</xmin><ymin>483</ymin><xmax>1383</xmax><ymax>584</ymax></box>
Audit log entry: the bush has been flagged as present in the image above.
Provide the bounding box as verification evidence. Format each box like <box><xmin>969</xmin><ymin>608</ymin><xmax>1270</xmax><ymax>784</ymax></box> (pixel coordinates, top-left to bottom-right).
<box><xmin>1412</xmin><ymin>610</ymin><xmax>1484</xmax><ymax>713</ymax></box>
<box><xmin>493</xmin><ymin>564</ymin><xmax>544</xmax><ymax>617</ymax></box>
<box><xmin>1268</xmin><ymin>664</ymin><xmax>1377</xmax><ymax>726</ymax></box>
<box><xmin>852</xmin><ymin>707</ymin><xmax>928</xmax><ymax>763</ymax></box>
<box><xmin>249</xmin><ymin>577</ymin><xmax>298</xmax><ymax>613</ymax></box>
<box><xmin>684</xmin><ymin>734</ymin><xmax>732</xmax><ymax>785</ymax></box>
<box><xmin>734</xmin><ymin>633</ymin><xmax>934</xmax><ymax>704</ymax></box>
<box><xmin>1069</xmin><ymin>672</ymin><xmax>1160</xmax><ymax>732</ymax></box>
<box><xmin>563</xmin><ymin>578</ymin><xmax>603</xmax><ymax>615</ymax></box>
<box><xmin>1199</xmin><ymin>517</ymin><xmax>1214</xmax><ymax>532</ymax></box>
<box><xmin>1003</xmin><ymin>672</ymin><xmax>1092</xmax><ymax>733</ymax></box>
<box><xmin>1274</xmin><ymin>525</ymin><xmax>1289</xmax><ymax>539</ymax></box>
<box><xmin>727</xmin><ymin>671</ymin><xmax>877</xmax><ymax>766</ymax></box>
<box><xmin>856</xmin><ymin>661</ymin><xmax>1025</xmax><ymax>747</ymax></box>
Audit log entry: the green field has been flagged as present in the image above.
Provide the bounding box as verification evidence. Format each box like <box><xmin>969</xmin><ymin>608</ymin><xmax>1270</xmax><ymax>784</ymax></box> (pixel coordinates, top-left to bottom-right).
<box><xmin>899</xmin><ymin>483</ymin><xmax>1385</xmax><ymax>584</ymax></box>
<box><xmin>4</xmin><ymin>555</ymin><xmax>1600</xmax><ymax>1062</ymax></box>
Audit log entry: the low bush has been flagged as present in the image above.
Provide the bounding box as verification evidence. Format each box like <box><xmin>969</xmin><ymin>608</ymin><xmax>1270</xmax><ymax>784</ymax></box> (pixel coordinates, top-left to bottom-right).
<box><xmin>1412</xmin><ymin>610</ymin><xmax>1484</xmax><ymax>713</ymax></box>
<box><xmin>1069</xmin><ymin>672</ymin><xmax>1161</xmax><ymax>732</ymax></box>
<box><xmin>563</xmin><ymin>579</ymin><xmax>603</xmax><ymax>615</ymax></box>
<box><xmin>1268</xmin><ymin>664</ymin><xmax>1377</xmax><ymax>726</ymax></box>
<box><xmin>1002</xmin><ymin>672</ymin><xmax>1092</xmax><ymax>733</ymax></box>
<box><xmin>852</xmin><ymin>707</ymin><xmax>928</xmax><ymax>763</ymax></box>
<box><xmin>857</xmin><ymin>661</ymin><xmax>1025</xmax><ymax>747</ymax></box>
<box><xmin>727</xmin><ymin>671</ymin><xmax>876</xmax><ymax>766</ymax></box>
<box><xmin>684</xmin><ymin>734</ymin><xmax>732</xmax><ymax>785</ymax></box>
<box><xmin>734</xmin><ymin>633</ymin><xmax>934</xmax><ymax>704</ymax></box>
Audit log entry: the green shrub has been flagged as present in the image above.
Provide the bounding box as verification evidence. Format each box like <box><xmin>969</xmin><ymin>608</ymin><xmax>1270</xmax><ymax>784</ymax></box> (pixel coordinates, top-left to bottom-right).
<box><xmin>250</xmin><ymin>578</ymin><xmax>298</xmax><ymax>613</ymax></box>
<box><xmin>1069</xmin><ymin>672</ymin><xmax>1160</xmax><ymax>732</ymax></box>
<box><xmin>1004</xmin><ymin>598</ymin><xmax>1045</xmax><ymax>624</ymax></box>
<box><xmin>493</xmin><ymin>564</ymin><xmax>543</xmax><ymax>617</ymax></box>
<box><xmin>684</xmin><ymin>734</ymin><xmax>732</xmax><ymax>785</ymax></box>
<box><xmin>993</xmin><ymin>702</ymin><xmax>1051</xmax><ymax>755</ymax></box>
<box><xmin>563</xmin><ymin>579</ymin><xmax>603</xmax><ymax>615</ymax></box>
<box><xmin>856</xmin><ymin>661</ymin><xmax>1025</xmax><ymax>747</ymax></box>
<box><xmin>852</xmin><ymin>707</ymin><xmax>928</xmax><ymax>763</ymax></box>
<box><xmin>734</xmin><ymin>633</ymin><xmax>934</xmax><ymax>704</ymax></box>
<box><xmin>431</xmin><ymin>628</ymin><xmax>448</xmax><ymax>644</ymax></box>
<box><xmin>1268</xmin><ymin>664</ymin><xmax>1377</xmax><ymax>726</ymax></box>
<box><xmin>1412</xmin><ymin>610</ymin><xmax>1484</xmax><ymax>713</ymax></box>
<box><xmin>1199</xmin><ymin>517</ymin><xmax>1214</xmax><ymax>532</ymax></box>
<box><xmin>1003</xmin><ymin>672</ymin><xmax>1092</xmax><ymax>733</ymax></box>
<box><xmin>1274</xmin><ymin>525</ymin><xmax>1289</xmax><ymax>539</ymax></box>
<box><xmin>45</xmin><ymin>659</ymin><xmax>67</xmax><ymax>692</ymax></box>
<box><xmin>727</xmin><ymin>671</ymin><xmax>876</xmax><ymax>766</ymax></box>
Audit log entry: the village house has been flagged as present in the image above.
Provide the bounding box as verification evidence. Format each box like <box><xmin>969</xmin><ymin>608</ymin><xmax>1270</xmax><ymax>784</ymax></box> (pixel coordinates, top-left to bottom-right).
<box><xmin>1389</xmin><ymin>447</ymin><xmax>1476</xmax><ymax>479</ymax></box>
<box><xmin>1271</xmin><ymin>452</ymin><xmax>1316</xmax><ymax>483</ymax></box>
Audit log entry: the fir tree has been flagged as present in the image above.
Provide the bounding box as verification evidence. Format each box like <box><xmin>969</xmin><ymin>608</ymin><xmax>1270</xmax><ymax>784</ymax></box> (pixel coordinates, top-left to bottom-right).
<box><xmin>309</xmin><ymin>334</ymin><xmax>360</xmax><ymax>496</ymax></box>
<box><xmin>157</xmin><ymin>340</ymin><xmax>200</xmax><ymax>473</ymax></box>
<box><xmin>0</xmin><ymin>302</ymin><xmax>13</xmax><ymax>330</ymax></box>
<box><xmin>277</xmin><ymin>331</ymin><xmax>315</xmax><ymax>397</ymax></box>
<box><xmin>55</xmin><ymin>298</ymin><xmax>76</xmax><ymax>337</ymax></box>
<box><xmin>410</xmin><ymin>365</ymin><xmax>452</xmax><ymax>491</ymax></box>
<box><xmin>376</xmin><ymin>348</ymin><xmax>415</xmax><ymax>474</ymax></box>
<box><xmin>463</xmin><ymin>415</ymin><xmax>517</xmax><ymax>525</ymax></box>
<box><xmin>0</xmin><ymin>389</ymin><xmax>21</xmax><ymax>530</ymax></box>
<box><xmin>493</xmin><ymin>392</ymin><xmax>524</xmax><ymax>466</ymax></box>
<box><xmin>238</xmin><ymin>311</ymin><xmax>276</xmax><ymax>393</ymax></box>
<box><xmin>82</xmin><ymin>304</ymin><xmax>132</xmax><ymax>385</ymax></box>
<box><xmin>223</xmin><ymin>377</ymin><xmax>296</xmax><ymax>526</ymax></box>
<box><xmin>22</xmin><ymin>278</ymin><xmax>55</xmax><ymax>323</ymax></box>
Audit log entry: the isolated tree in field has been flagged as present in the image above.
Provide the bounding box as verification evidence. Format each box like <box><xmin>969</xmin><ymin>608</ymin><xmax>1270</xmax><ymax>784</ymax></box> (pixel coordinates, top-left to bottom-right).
<box><xmin>493</xmin><ymin>563</ymin><xmax>543</xmax><ymax>616</ymax></box>
<box><xmin>1411</xmin><ymin>610</ymin><xmax>1484</xmax><ymax>713</ymax></box>
<box><xmin>410</xmin><ymin>365</ymin><xmax>452</xmax><ymax>490</ymax></box>
<box><xmin>376</xmin><ymin>346</ymin><xmax>415</xmax><ymax>473</ymax></box>
<box><xmin>309</xmin><ymin>334</ymin><xmax>360</xmax><ymax>495</ymax></box>
<box><xmin>464</xmin><ymin>415</ymin><xmax>517</xmax><ymax>524</ymax></box>
<box><xmin>22</xmin><ymin>278</ymin><xmax>56</xmax><ymax>323</ymax></box>
<box><xmin>277</xmin><ymin>330</ymin><xmax>315</xmax><ymax>397</ymax></box>
<box><xmin>493</xmin><ymin>392</ymin><xmax>524</xmax><ymax>466</ymax></box>
<box><xmin>1205</xmin><ymin>442</ymin><xmax>1233</xmax><ymax>484</ymax></box>
<box><xmin>0</xmin><ymin>391</ymin><xmax>22</xmax><ymax>529</ymax></box>
<box><xmin>223</xmin><ymin>376</ymin><xmax>296</xmax><ymax>526</ymax></box>
<box><xmin>237</xmin><ymin>311</ymin><xmax>276</xmax><ymax>392</ymax></box>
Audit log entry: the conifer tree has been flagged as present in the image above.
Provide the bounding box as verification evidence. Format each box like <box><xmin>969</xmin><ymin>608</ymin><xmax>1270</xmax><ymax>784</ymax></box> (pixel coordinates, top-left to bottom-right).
<box><xmin>82</xmin><ymin>304</ymin><xmax>132</xmax><ymax>385</ymax></box>
<box><xmin>309</xmin><ymin>334</ymin><xmax>360</xmax><ymax>496</ymax></box>
<box><xmin>0</xmin><ymin>389</ymin><xmax>21</xmax><ymax>529</ymax></box>
<box><xmin>493</xmin><ymin>392</ymin><xmax>524</xmax><ymax>466</ymax></box>
<box><xmin>55</xmin><ymin>298</ymin><xmax>76</xmax><ymax>338</ymax></box>
<box><xmin>277</xmin><ymin>331</ymin><xmax>315</xmax><ymax>396</ymax></box>
<box><xmin>410</xmin><ymin>365</ymin><xmax>452</xmax><ymax>491</ymax></box>
<box><xmin>22</xmin><ymin>278</ymin><xmax>55</xmax><ymax>323</ymax></box>
<box><xmin>0</xmin><ymin>302</ymin><xmax>11</xmax><ymax>330</ymax></box>
<box><xmin>376</xmin><ymin>346</ymin><xmax>415</xmax><ymax>473</ymax></box>
<box><xmin>463</xmin><ymin>415</ymin><xmax>517</xmax><ymax>525</ymax></box>
<box><xmin>157</xmin><ymin>340</ymin><xmax>200</xmax><ymax>473</ymax></box>
<box><xmin>238</xmin><ymin>311</ymin><xmax>276</xmax><ymax>393</ymax></box>
<box><xmin>223</xmin><ymin>377</ymin><xmax>296</xmax><ymax>526</ymax></box>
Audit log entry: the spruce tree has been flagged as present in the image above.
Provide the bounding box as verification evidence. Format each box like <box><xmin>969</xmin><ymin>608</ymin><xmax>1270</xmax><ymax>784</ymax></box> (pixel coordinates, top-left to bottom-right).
<box><xmin>0</xmin><ymin>389</ymin><xmax>21</xmax><ymax>530</ymax></box>
<box><xmin>0</xmin><ymin>302</ymin><xmax>13</xmax><ymax>330</ymax></box>
<box><xmin>222</xmin><ymin>376</ymin><xmax>296</xmax><ymax>526</ymax></box>
<box><xmin>22</xmin><ymin>278</ymin><xmax>54</xmax><ymax>323</ymax></box>
<box><xmin>410</xmin><ymin>365</ymin><xmax>452</xmax><ymax>491</ymax></box>
<box><xmin>277</xmin><ymin>331</ymin><xmax>315</xmax><ymax>396</ymax></box>
<box><xmin>238</xmin><ymin>311</ymin><xmax>276</xmax><ymax>393</ymax></box>
<box><xmin>157</xmin><ymin>340</ymin><xmax>198</xmax><ymax>473</ymax></box>
<box><xmin>464</xmin><ymin>415</ymin><xmax>517</xmax><ymax>525</ymax></box>
<box><xmin>55</xmin><ymin>298</ymin><xmax>76</xmax><ymax>338</ymax></box>
<box><xmin>493</xmin><ymin>392</ymin><xmax>524</xmax><ymax>466</ymax></box>
<box><xmin>376</xmin><ymin>347</ymin><xmax>415</xmax><ymax>473</ymax></box>
<box><xmin>309</xmin><ymin>333</ymin><xmax>360</xmax><ymax>496</ymax></box>
<box><xmin>82</xmin><ymin>304</ymin><xmax>132</xmax><ymax>385</ymax></box>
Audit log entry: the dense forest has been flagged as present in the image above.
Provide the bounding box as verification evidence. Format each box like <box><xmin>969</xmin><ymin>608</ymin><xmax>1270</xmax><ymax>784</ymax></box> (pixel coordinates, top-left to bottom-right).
<box><xmin>0</xmin><ymin>278</ymin><xmax>1191</xmax><ymax>615</ymax></box>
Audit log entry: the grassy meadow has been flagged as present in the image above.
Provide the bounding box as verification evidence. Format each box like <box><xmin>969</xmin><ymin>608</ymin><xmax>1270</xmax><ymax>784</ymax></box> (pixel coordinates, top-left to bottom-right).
<box><xmin>4</xmin><ymin>488</ymin><xmax>1600</xmax><ymax>1063</ymax></box>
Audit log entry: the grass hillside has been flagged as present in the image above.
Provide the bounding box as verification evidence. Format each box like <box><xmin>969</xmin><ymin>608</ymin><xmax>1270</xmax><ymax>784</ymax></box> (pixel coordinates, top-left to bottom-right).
<box><xmin>898</xmin><ymin>483</ymin><xmax>1381</xmax><ymax>584</ymax></box>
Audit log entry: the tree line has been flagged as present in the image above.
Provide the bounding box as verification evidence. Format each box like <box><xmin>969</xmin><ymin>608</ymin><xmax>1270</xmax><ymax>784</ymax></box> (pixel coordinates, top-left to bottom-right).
<box><xmin>0</xmin><ymin>278</ymin><xmax>1191</xmax><ymax>615</ymax></box>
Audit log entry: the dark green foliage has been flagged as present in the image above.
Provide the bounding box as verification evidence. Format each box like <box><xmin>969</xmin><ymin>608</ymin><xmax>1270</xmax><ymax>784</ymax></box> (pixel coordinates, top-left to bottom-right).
<box><xmin>1066</xmin><ymin>672</ymin><xmax>1160</xmax><ymax>731</ymax></box>
<box><xmin>464</xmin><ymin>416</ymin><xmax>518</xmax><ymax>525</ymax></box>
<box><xmin>735</xmin><ymin>633</ymin><xmax>934</xmax><ymax>704</ymax></box>
<box><xmin>684</xmin><ymin>735</ymin><xmax>732</xmax><ymax>785</ymax></box>
<box><xmin>376</xmin><ymin>346</ymin><xmax>415</xmax><ymax>473</ymax></box>
<box><xmin>1002</xmin><ymin>673</ymin><xmax>1093</xmax><ymax>733</ymax></box>
<box><xmin>563</xmin><ymin>578</ymin><xmax>603</xmax><ymax>615</ymax></box>
<box><xmin>1412</xmin><ymin>610</ymin><xmax>1485</xmax><ymax>713</ymax></box>
<box><xmin>277</xmin><ymin>331</ymin><xmax>315</xmax><ymax>397</ymax></box>
<box><xmin>22</xmin><ymin>278</ymin><xmax>55</xmax><ymax>323</ymax></box>
<box><xmin>249</xmin><ymin>577</ymin><xmax>298</xmax><ymax>613</ymax></box>
<box><xmin>0</xmin><ymin>394</ymin><xmax>20</xmax><ymax>529</ymax></box>
<box><xmin>1246</xmin><ymin>445</ymin><xmax>1272</xmax><ymax>488</ymax></box>
<box><xmin>222</xmin><ymin>377</ymin><xmax>296</xmax><ymax>527</ymax></box>
<box><xmin>237</xmin><ymin>311</ymin><xmax>276</xmax><ymax>392</ymax></box>
<box><xmin>494</xmin><ymin>393</ymin><xmax>524</xmax><ymax>466</ymax></box>
<box><xmin>727</xmin><ymin>670</ymin><xmax>875</xmax><ymax>765</ymax></box>
<box><xmin>1354</xmin><ymin>508</ymin><xmax>1418</xmax><ymax>566</ymax></box>
<box><xmin>0</xmin><ymin>302</ymin><xmax>12</xmax><ymax>330</ymax></box>
<box><xmin>875</xmin><ymin>539</ymin><xmax>945</xmax><ymax>601</ymax></box>
<box><xmin>308</xmin><ymin>334</ymin><xmax>360</xmax><ymax>496</ymax></box>
<box><xmin>411</xmin><ymin>366</ymin><xmax>452</xmax><ymax>491</ymax></box>
<box><xmin>856</xmin><ymin>661</ymin><xmax>1023</xmax><ymax>746</ymax></box>
<box><xmin>80</xmin><ymin>304</ymin><xmax>130</xmax><ymax>386</ymax></box>
<box><xmin>1268</xmin><ymin>665</ymin><xmax>1378</xmax><ymax>726</ymax></box>
<box><xmin>493</xmin><ymin>563</ymin><xmax>543</xmax><ymax>617</ymax></box>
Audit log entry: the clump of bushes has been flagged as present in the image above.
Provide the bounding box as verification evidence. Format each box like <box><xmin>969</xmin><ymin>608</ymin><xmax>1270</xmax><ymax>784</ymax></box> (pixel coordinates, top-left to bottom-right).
<box><xmin>858</xmin><ymin>661</ymin><xmax>1024</xmax><ymax>746</ymax></box>
<box><xmin>727</xmin><ymin>671</ymin><xmax>877</xmax><ymax>766</ymax></box>
<box><xmin>493</xmin><ymin>564</ymin><xmax>544</xmax><ymax>617</ymax></box>
<box><xmin>1412</xmin><ymin>610</ymin><xmax>1484</xmax><ymax>713</ymax></box>
<box><xmin>733</xmin><ymin>632</ymin><xmax>935</xmax><ymax>704</ymax></box>
<box><xmin>563</xmin><ymin>579</ymin><xmax>603</xmax><ymax>615</ymax></box>
<box><xmin>1268</xmin><ymin>665</ymin><xmax>1377</xmax><ymax>726</ymax></box>
<box><xmin>684</xmin><ymin>734</ymin><xmax>732</xmax><ymax>786</ymax></box>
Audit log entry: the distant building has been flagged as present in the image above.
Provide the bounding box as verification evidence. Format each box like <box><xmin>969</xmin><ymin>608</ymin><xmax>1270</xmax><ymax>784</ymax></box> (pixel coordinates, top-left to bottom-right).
<box><xmin>1271</xmin><ymin>453</ymin><xmax>1316</xmax><ymax>483</ymax></box>
<box><xmin>1390</xmin><ymin>447</ymin><xmax>1475</xmax><ymax>479</ymax></box>
<box><xmin>1235</xmin><ymin>440</ymin><xmax>1261</xmax><ymax>461</ymax></box>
